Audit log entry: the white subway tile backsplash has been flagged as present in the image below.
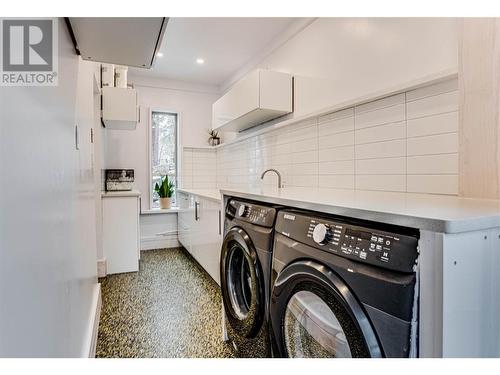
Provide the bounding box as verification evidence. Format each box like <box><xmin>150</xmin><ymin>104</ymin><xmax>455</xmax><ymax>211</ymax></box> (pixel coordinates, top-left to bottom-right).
<box><xmin>290</xmin><ymin>174</ymin><xmax>319</xmax><ymax>187</ymax></box>
<box><xmin>291</xmin><ymin>137</ymin><xmax>318</xmax><ymax>152</ymax></box>
<box><xmin>407</xmin><ymin>153</ymin><xmax>458</xmax><ymax>175</ymax></box>
<box><xmin>192</xmin><ymin>167</ymin><xmax>217</xmax><ymax>176</ymax></box>
<box><xmin>319</xmin><ymin>145</ymin><xmax>355</xmax><ymax>162</ymax></box>
<box><xmin>319</xmin><ymin>116</ymin><xmax>355</xmax><ymax>137</ymax></box>
<box><xmin>355</xmin><ymin>174</ymin><xmax>406</xmax><ymax>192</ymax></box>
<box><xmin>181</xmin><ymin>148</ymin><xmax>217</xmax><ymax>189</ymax></box>
<box><xmin>406</xmin><ymin>78</ymin><xmax>458</xmax><ymax>102</ymax></box>
<box><xmin>274</xmin><ymin>142</ymin><xmax>291</xmax><ymax>155</ymax></box>
<box><xmin>272</xmin><ymin>153</ymin><xmax>292</xmax><ymax>165</ymax></box>
<box><xmin>407</xmin><ymin>175</ymin><xmax>458</xmax><ymax>195</ymax></box>
<box><xmin>291</xmin><ymin>150</ymin><xmax>318</xmax><ymax>164</ymax></box>
<box><xmin>288</xmin><ymin>123</ymin><xmax>318</xmax><ymax>143</ymax></box>
<box><xmin>355</xmin><ymin>93</ymin><xmax>405</xmax><ymax>114</ymax></box>
<box><xmin>407</xmin><ymin>111</ymin><xmax>458</xmax><ymax>138</ymax></box>
<box><xmin>355</xmin><ymin>139</ymin><xmax>406</xmax><ymax>159</ymax></box>
<box><xmin>319</xmin><ymin>131</ymin><xmax>354</xmax><ymax>149</ymax></box>
<box><xmin>319</xmin><ymin>174</ymin><xmax>355</xmax><ymax>189</ymax></box>
<box><xmin>355</xmin><ymin>157</ymin><xmax>406</xmax><ymax>175</ymax></box>
<box><xmin>193</xmin><ymin>174</ymin><xmax>217</xmax><ymax>183</ymax></box>
<box><xmin>355</xmin><ymin>121</ymin><xmax>406</xmax><ymax>145</ymax></box>
<box><xmin>190</xmin><ymin>78</ymin><xmax>460</xmax><ymax>196</ymax></box>
<box><xmin>406</xmin><ymin>90</ymin><xmax>458</xmax><ymax>119</ymax></box>
<box><xmin>289</xmin><ymin>162</ymin><xmax>318</xmax><ymax>176</ymax></box>
<box><xmin>319</xmin><ymin>108</ymin><xmax>354</xmax><ymax>123</ymax></box>
<box><xmin>407</xmin><ymin>132</ymin><xmax>458</xmax><ymax>156</ymax></box>
<box><xmin>355</xmin><ymin>103</ymin><xmax>405</xmax><ymax>129</ymax></box>
<box><xmin>319</xmin><ymin>160</ymin><xmax>355</xmax><ymax>175</ymax></box>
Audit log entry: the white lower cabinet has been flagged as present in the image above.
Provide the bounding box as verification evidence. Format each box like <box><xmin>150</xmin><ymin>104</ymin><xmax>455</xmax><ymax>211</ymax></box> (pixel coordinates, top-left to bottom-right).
<box><xmin>177</xmin><ymin>192</ymin><xmax>193</xmax><ymax>252</ymax></box>
<box><xmin>177</xmin><ymin>192</ymin><xmax>222</xmax><ymax>285</ymax></box>
<box><xmin>102</xmin><ymin>194</ymin><xmax>140</xmax><ymax>274</ymax></box>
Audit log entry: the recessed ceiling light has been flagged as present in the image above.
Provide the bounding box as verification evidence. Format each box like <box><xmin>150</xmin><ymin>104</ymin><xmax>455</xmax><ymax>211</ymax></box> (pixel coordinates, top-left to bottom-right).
<box><xmin>196</xmin><ymin>58</ymin><xmax>205</xmax><ymax>64</ymax></box>
<box><xmin>157</xmin><ymin>52</ymin><xmax>164</xmax><ymax>57</ymax></box>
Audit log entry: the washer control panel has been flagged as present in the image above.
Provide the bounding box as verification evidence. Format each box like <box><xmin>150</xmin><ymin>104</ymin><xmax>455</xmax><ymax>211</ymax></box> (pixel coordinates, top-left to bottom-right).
<box><xmin>276</xmin><ymin>210</ymin><xmax>418</xmax><ymax>273</ymax></box>
<box><xmin>227</xmin><ymin>199</ymin><xmax>277</xmax><ymax>228</ymax></box>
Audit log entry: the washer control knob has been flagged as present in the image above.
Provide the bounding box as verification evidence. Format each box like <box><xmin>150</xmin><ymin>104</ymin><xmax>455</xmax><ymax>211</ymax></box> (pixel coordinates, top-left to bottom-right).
<box><xmin>238</xmin><ymin>204</ymin><xmax>250</xmax><ymax>218</ymax></box>
<box><xmin>312</xmin><ymin>223</ymin><xmax>332</xmax><ymax>245</ymax></box>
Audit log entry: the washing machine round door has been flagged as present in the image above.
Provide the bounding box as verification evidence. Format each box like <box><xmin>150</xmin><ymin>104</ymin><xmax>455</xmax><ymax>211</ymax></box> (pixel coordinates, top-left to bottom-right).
<box><xmin>220</xmin><ymin>227</ymin><xmax>264</xmax><ymax>338</ymax></box>
<box><xmin>270</xmin><ymin>260</ymin><xmax>382</xmax><ymax>358</ymax></box>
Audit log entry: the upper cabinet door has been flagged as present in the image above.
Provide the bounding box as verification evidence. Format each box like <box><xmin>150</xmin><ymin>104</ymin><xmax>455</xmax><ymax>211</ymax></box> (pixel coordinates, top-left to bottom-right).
<box><xmin>212</xmin><ymin>69</ymin><xmax>293</xmax><ymax>132</ymax></box>
<box><xmin>66</xmin><ymin>18</ymin><xmax>168</xmax><ymax>68</ymax></box>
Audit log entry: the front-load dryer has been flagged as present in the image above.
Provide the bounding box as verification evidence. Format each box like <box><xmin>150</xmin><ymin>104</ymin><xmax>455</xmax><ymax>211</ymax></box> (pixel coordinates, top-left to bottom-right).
<box><xmin>270</xmin><ymin>209</ymin><xmax>419</xmax><ymax>358</ymax></box>
<box><xmin>220</xmin><ymin>197</ymin><xmax>279</xmax><ymax>357</ymax></box>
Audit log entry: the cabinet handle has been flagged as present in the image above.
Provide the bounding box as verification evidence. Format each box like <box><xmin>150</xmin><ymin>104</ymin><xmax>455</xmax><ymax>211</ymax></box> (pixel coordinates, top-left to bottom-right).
<box><xmin>195</xmin><ymin>201</ymin><xmax>199</xmax><ymax>221</ymax></box>
<box><xmin>218</xmin><ymin>209</ymin><xmax>221</xmax><ymax>235</ymax></box>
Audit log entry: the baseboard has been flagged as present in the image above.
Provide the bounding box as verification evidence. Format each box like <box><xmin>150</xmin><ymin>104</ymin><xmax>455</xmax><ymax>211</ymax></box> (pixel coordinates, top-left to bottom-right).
<box><xmin>81</xmin><ymin>283</ymin><xmax>102</xmax><ymax>357</ymax></box>
<box><xmin>97</xmin><ymin>258</ymin><xmax>107</xmax><ymax>278</ymax></box>
<box><xmin>141</xmin><ymin>234</ymin><xmax>180</xmax><ymax>251</ymax></box>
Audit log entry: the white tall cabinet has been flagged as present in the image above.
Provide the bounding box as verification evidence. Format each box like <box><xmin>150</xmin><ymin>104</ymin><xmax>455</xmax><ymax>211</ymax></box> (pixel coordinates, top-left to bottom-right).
<box><xmin>101</xmin><ymin>190</ymin><xmax>141</xmax><ymax>275</ymax></box>
<box><xmin>178</xmin><ymin>191</ymin><xmax>222</xmax><ymax>285</ymax></box>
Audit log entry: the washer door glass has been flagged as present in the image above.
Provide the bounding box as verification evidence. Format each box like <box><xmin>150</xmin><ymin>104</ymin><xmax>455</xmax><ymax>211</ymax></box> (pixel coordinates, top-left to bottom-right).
<box><xmin>284</xmin><ymin>290</ymin><xmax>352</xmax><ymax>358</ymax></box>
<box><xmin>227</xmin><ymin>243</ymin><xmax>253</xmax><ymax>320</ymax></box>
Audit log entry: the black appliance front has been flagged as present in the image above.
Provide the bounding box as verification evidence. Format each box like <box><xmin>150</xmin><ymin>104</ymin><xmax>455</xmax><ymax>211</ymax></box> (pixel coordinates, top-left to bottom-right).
<box><xmin>220</xmin><ymin>227</ymin><xmax>265</xmax><ymax>339</ymax></box>
<box><xmin>270</xmin><ymin>209</ymin><xmax>419</xmax><ymax>358</ymax></box>
<box><xmin>220</xmin><ymin>198</ymin><xmax>278</xmax><ymax>358</ymax></box>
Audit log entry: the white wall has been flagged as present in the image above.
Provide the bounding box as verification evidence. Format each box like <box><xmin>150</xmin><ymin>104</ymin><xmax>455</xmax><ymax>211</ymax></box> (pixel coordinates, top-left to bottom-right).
<box><xmin>222</xmin><ymin>18</ymin><xmax>458</xmax><ymax>120</ymax></box>
<box><xmin>140</xmin><ymin>213</ymin><xmax>179</xmax><ymax>250</ymax></box>
<box><xmin>0</xmin><ymin>20</ymin><xmax>98</xmax><ymax>356</ymax></box>
<box><xmin>105</xmin><ymin>75</ymin><xmax>220</xmax><ymax>211</ymax></box>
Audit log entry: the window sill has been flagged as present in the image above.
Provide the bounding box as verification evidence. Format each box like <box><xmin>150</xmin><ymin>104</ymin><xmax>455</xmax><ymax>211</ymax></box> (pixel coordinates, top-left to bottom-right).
<box><xmin>141</xmin><ymin>207</ymin><xmax>180</xmax><ymax>215</ymax></box>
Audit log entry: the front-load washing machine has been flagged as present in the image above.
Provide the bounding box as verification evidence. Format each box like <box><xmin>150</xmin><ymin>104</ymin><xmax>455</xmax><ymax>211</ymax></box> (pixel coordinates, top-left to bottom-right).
<box><xmin>270</xmin><ymin>209</ymin><xmax>419</xmax><ymax>358</ymax></box>
<box><xmin>220</xmin><ymin>197</ymin><xmax>279</xmax><ymax>357</ymax></box>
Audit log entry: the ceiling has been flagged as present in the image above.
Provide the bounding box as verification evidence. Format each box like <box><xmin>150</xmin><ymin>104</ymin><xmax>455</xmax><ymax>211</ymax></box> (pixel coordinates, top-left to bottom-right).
<box><xmin>128</xmin><ymin>17</ymin><xmax>300</xmax><ymax>87</ymax></box>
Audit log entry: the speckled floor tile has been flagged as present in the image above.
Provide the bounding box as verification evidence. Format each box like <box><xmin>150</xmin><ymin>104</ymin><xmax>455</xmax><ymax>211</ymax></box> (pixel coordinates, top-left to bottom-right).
<box><xmin>96</xmin><ymin>248</ymin><xmax>235</xmax><ymax>358</ymax></box>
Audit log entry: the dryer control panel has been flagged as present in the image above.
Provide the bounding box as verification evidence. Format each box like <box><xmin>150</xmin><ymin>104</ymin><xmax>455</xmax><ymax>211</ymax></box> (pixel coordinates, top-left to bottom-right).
<box><xmin>276</xmin><ymin>210</ymin><xmax>418</xmax><ymax>273</ymax></box>
<box><xmin>226</xmin><ymin>199</ymin><xmax>277</xmax><ymax>228</ymax></box>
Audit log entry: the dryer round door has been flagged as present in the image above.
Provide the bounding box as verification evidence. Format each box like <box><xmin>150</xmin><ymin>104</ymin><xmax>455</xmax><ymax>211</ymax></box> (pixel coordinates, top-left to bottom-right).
<box><xmin>220</xmin><ymin>227</ymin><xmax>265</xmax><ymax>338</ymax></box>
<box><xmin>270</xmin><ymin>260</ymin><xmax>382</xmax><ymax>358</ymax></box>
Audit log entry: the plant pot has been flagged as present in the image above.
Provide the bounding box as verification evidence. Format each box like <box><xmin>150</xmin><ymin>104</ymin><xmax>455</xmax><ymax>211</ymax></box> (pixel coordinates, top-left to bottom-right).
<box><xmin>208</xmin><ymin>137</ymin><xmax>221</xmax><ymax>146</ymax></box>
<box><xmin>159</xmin><ymin>197</ymin><xmax>172</xmax><ymax>209</ymax></box>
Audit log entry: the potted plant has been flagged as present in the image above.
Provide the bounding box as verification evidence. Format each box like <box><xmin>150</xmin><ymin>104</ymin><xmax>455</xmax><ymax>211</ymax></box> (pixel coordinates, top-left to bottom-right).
<box><xmin>154</xmin><ymin>175</ymin><xmax>175</xmax><ymax>209</ymax></box>
<box><xmin>208</xmin><ymin>129</ymin><xmax>221</xmax><ymax>146</ymax></box>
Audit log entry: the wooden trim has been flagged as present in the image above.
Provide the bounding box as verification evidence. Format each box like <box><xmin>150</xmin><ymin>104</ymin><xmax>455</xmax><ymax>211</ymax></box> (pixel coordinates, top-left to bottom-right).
<box><xmin>458</xmin><ymin>18</ymin><xmax>500</xmax><ymax>198</ymax></box>
<box><xmin>97</xmin><ymin>258</ymin><xmax>107</xmax><ymax>278</ymax></box>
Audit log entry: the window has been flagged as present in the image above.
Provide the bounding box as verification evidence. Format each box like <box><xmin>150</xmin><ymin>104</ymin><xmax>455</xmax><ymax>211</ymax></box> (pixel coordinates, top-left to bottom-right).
<box><xmin>150</xmin><ymin>111</ymin><xmax>178</xmax><ymax>208</ymax></box>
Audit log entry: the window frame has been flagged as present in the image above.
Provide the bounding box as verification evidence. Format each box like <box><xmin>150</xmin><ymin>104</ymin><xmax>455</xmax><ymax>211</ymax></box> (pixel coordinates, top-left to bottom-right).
<box><xmin>148</xmin><ymin>108</ymin><xmax>181</xmax><ymax>210</ymax></box>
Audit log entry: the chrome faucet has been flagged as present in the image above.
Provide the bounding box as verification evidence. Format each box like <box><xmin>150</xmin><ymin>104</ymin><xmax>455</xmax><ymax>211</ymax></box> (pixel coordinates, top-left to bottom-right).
<box><xmin>261</xmin><ymin>169</ymin><xmax>283</xmax><ymax>189</ymax></box>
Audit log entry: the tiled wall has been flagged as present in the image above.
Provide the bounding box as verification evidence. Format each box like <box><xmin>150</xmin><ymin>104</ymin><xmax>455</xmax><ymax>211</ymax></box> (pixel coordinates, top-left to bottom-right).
<box><xmin>180</xmin><ymin>148</ymin><xmax>217</xmax><ymax>189</ymax></box>
<box><xmin>183</xmin><ymin>78</ymin><xmax>459</xmax><ymax>195</ymax></box>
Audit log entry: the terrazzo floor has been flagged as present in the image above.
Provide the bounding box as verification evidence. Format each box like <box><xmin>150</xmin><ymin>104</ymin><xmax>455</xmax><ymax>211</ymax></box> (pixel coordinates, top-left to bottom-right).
<box><xmin>96</xmin><ymin>248</ymin><xmax>235</xmax><ymax>358</ymax></box>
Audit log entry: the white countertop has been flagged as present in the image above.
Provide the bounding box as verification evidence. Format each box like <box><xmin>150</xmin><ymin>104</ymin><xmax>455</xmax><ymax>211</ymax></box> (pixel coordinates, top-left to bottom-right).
<box><xmin>177</xmin><ymin>188</ymin><xmax>222</xmax><ymax>202</ymax></box>
<box><xmin>101</xmin><ymin>189</ymin><xmax>141</xmax><ymax>198</ymax></box>
<box><xmin>220</xmin><ymin>187</ymin><xmax>500</xmax><ymax>233</ymax></box>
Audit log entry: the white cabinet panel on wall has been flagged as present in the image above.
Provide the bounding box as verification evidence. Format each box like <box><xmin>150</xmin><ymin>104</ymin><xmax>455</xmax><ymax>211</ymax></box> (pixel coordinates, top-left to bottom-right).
<box><xmin>212</xmin><ymin>69</ymin><xmax>292</xmax><ymax>132</ymax></box>
<box><xmin>102</xmin><ymin>193</ymin><xmax>140</xmax><ymax>274</ymax></box>
<box><xmin>101</xmin><ymin>87</ymin><xmax>139</xmax><ymax>130</ymax></box>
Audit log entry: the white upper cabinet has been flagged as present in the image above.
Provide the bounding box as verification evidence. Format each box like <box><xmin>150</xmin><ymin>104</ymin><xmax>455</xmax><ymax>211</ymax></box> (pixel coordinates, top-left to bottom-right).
<box><xmin>212</xmin><ymin>69</ymin><xmax>293</xmax><ymax>132</ymax></box>
<box><xmin>101</xmin><ymin>87</ymin><xmax>139</xmax><ymax>130</ymax></box>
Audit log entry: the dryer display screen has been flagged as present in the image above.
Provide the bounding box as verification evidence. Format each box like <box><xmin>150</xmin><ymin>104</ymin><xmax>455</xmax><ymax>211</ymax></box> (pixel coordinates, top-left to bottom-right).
<box><xmin>345</xmin><ymin>228</ymin><xmax>372</xmax><ymax>241</ymax></box>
